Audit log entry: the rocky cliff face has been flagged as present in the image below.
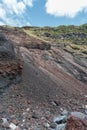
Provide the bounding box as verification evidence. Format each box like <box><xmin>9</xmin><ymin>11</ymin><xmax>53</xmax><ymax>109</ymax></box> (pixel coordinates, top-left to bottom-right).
<box><xmin>0</xmin><ymin>33</ymin><xmax>23</xmax><ymax>92</ymax></box>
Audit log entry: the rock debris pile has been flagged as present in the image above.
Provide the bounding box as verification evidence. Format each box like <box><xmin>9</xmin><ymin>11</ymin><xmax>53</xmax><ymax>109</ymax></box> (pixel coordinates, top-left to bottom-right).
<box><xmin>0</xmin><ymin>109</ymin><xmax>87</xmax><ymax>130</ymax></box>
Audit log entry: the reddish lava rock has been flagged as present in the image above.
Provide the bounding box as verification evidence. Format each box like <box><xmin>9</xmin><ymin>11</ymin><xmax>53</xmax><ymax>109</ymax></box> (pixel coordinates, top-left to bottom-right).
<box><xmin>65</xmin><ymin>116</ymin><xmax>87</xmax><ymax>130</ymax></box>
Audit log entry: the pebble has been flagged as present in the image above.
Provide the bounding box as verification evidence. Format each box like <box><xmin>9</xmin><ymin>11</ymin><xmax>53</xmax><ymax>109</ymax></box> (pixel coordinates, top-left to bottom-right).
<box><xmin>56</xmin><ymin>123</ymin><xmax>66</xmax><ymax>130</ymax></box>
<box><xmin>15</xmin><ymin>126</ymin><xmax>21</xmax><ymax>130</ymax></box>
<box><xmin>84</xmin><ymin>95</ymin><xmax>87</xmax><ymax>98</ymax></box>
<box><xmin>44</xmin><ymin>123</ymin><xmax>50</xmax><ymax>128</ymax></box>
<box><xmin>2</xmin><ymin>118</ymin><xmax>9</xmax><ymax>128</ymax></box>
<box><xmin>23</xmin><ymin>112</ymin><xmax>28</xmax><ymax>118</ymax></box>
<box><xmin>85</xmin><ymin>110</ymin><xmax>87</xmax><ymax>115</ymax></box>
<box><xmin>26</xmin><ymin>108</ymin><xmax>30</xmax><ymax>112</ymax></box>
<box><xmin>32</xmin><ymin>113</ymin><xmax>39</xmax><ymax>119</ymax></box>
<box><xmin>12</xmin><ymin>119</ymin><xmax>19</xmax><ymax>125</ymax></box>
<box><xmin>22</xmin><ymin>119</ymin><xmax>26</xmax><ymax>123</ymax></box>
<box><xmin>60</xmin><ymin>108</ymin><xmax>63</xmax><ymax>111</ymax></box>
<box><xmin>51</xmin><ymin>101</ymin><xmax>57</xmax><ymax>106</ymax></box>
<box><xmin>36</xmin><ymin>128</ymin><xmax>41</xmax><ymax>130</ymax></box>
<box><xmin>10</xmin><ymin>115</ymin><xmax>15</xmax><ymax>118</ymax></box>
<box><xmin>85</xmin><ymin>105</ymin><xmax>87</xmax><ymax>109</ymax></box>
<box><xmin>51</xmin><ymin>101</ymin><xmax>60</xmax><ymax>106</ymax></box>
<box><xmin>61</xmin><ymin>110</ymin><xmax>68</xmax><ymax>116</ymax></box>
<box><xmin>50</xmin><ymin>122</ymin><xmax>56</xmax><ymax>129</ymax></box>
<box><xmin>53</xmin><ymin>115</ymin><xmax>67</xmax><ymax>124</ymax></box>
<box><xmin>84</xmin><ymin>105</ymin><xmax>87</xmax><ymax>115</ymax></box>
<box><xmin>9</xmin><ymin>123</ymin><xmax>17</xmax><ymax>130</ymax></box>
<box><xmin>71</xmin><ymin>111</ymin><xmax>86</xmax><ymax>119</ymax></box>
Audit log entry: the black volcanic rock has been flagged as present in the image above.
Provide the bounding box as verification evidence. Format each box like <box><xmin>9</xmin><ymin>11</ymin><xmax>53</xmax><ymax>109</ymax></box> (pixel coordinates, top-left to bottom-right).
<box><xmin>0</xmin><ymin>33</ymin><xmax>23</xmax><ymax>91</ymax></box>
<box><xmin>0</xmin><ymin>33</ymin><xmax>16</xmax><ymax>60</ymax></box>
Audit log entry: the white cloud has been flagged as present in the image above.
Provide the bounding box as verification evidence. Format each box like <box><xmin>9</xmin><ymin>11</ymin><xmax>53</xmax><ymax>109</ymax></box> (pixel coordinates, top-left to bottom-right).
<box><xmin>23</xmin><ymin>0</ymin><xmax>33</xmax><ymax>7</ymax></box>
<box><xmin>45</xmin><ymin>0</ymin><xmax>87</xmax><ymax>18</ymax></box>
<box><xmin>0</xmin><ymin>7</ymin><xmax>6</xmax><ymax>19</ymax></box>
<box><xmin>0</xmin><ymin>0</ymin><xmax>34</xmax><ymax>26</ymax></box>
<box><xmin>2</xmin><ymin>0</ymin><xmax>26</xmax><ymax>15</ymax></box>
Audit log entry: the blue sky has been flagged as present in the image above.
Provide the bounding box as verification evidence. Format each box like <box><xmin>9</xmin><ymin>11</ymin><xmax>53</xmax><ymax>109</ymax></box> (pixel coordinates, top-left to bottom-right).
<box><xmin>0</xmin><ymin>0</ymin><xmax>87</xmax><ymax>27</ymax></box>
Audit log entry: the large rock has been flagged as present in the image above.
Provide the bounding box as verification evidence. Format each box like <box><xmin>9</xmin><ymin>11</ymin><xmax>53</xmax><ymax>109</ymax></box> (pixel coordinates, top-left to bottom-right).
<box><xmin>71</xmin><ymin>112</ymin><xmax>86</xmax><ymax>120</ymax></box>
<box><xmin>0</xmin><ymin>33</ymin><xmax>15</xmax><ymax>60</ymax></box>
<box><xmin>0</xmin><ymin>33</ymin><xmax>23</xmax><ymax>91</ymax></box>
<box><xmin>65</xmin><ymin>116</ymin><xmax>87</xmax><ymax>130</ymax></box>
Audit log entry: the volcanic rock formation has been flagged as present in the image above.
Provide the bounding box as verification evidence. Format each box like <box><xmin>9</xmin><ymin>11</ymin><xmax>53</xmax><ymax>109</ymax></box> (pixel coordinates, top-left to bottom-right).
<box><xmin>0</xmin><ymin>33</ymin><xmax>23</xmax><ymax>92</ymax></box>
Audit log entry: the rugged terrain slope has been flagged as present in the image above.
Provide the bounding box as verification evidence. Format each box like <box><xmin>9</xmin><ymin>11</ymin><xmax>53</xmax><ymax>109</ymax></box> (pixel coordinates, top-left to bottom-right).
<box><xmin>0</xmin><ymin>25</ymin><xmax>87</xmax><ymax>130</ymax></box>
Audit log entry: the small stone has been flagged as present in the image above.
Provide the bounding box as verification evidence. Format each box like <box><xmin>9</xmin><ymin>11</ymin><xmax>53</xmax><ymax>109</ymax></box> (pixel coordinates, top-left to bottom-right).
<box><xmin>9</xmin><ymin>123</ymin><xmax>17</xmax><ymax>130</ymax></box>
<box><xmin>71</xmin><ymin>111</ymin><xmax>86</xmax><ymax>119</ymax></box>
<box><xmin>61</xmin><ymin>110</ymin><xmax>68</xmax><ymax>116</ymax></box>
<box><xmin>50</xmin><ymin>122</ymin><xmax>56</xmax><ymax>129</ymax></box>
<box><xmin>23</xmin><ymin>112</ymin><xmax>27</xmax><ymax>116</ymax></box>
<box><xmin>12</xmin><ymin>119</ymin><xmax>19</xmax><ymax>125</ymax></box>
<box><xmin>85</xmin><ymin>105</ymin><xmax>87</xmax><ymax>109</ymax></box>
<box><xmin>60</xmin><ymin>108</ymin><xmax>63</xmax><ymax>111</ymax></box>
<box><xmin>36</xmin><ymin>128</ymin><xmax>41</xmax><ymax>130</ymax></box>
<box><xmin>85</xmin><ymin>109</ymin><xmax>87</xmax><ymax>115</ymax></box>
<box><xmin>53</xmin><ymin>115</ymin><xmax>67</xmax><ymax>124</ymax></box>
<box><xmin>32</xmin><ymin>112</ymin><xmax>39</xmax><ymax>119</ymax></box>
<box><xmin>20</xmin><ymin>124</ymin><xmax>24</xmax><ymax>127</ymax></box>
<box><xmin>15</xmin><ymin>126</ymin><xmax>21</xmax><ymax>130</ymax></box>
<box><xmin>44</xmin><ymin>123</ymin><xmax>50</xmax><ymax>128</ymax></box>
<box><xmin>51</xmin><ymin>101</ymin><xmax>57</xmax><ymax>106</ymax></box>
<box><xmin>84</xmin><ymin>106</ymin><xmax>87</xmax><ymax>115</ymax></box>
<box><xmin>10</xmin><ymin>115</ymin><xmax>15</xmax><ymax>118</ymax></box>
<box><xmin>2</xmin><ymin>118</ymin><xmax>9</xmax><ymax>128</ymax></box>
<box><xmin>26</xmin><ymin>108</ymin><xmax>30</xmax><ymax>111</ymax></box>
<box><xmin>22</xmin><ymin>119</ymin><xmax>26</xmax><ymax>123</ymax></box>
<box><xmin>51</xmin><ymin>101</ymin><xmax>60</xmax><ymax>106</ymax></box>
<box><xmin>84</xmin><ymin>95</ymin><xmax>87</xmax><ymax>98</ymax></box>
<box><xmin>23</xmin><ymin>112</ymin><xmax>28</xmax><ymax>118</ymax></box>
<box><xmin>56</xmin><ymin>123</ymin><xmax>66</xmax><ymax>130</ymax></box>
